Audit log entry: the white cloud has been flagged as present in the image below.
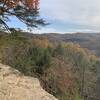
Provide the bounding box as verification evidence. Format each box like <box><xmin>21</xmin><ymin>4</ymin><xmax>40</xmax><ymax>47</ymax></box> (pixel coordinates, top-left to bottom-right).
<box><xmin>33</xmin><ymin>28</ymin><xmax>58</xmax><ymax>33</ymax></box>
<box><xmin>24</xmin><ymin>27</ymin><xmax>62</xmax><ymax>33</ymax></box>
<box><xmin>40</xmin><ymin>0</ymin><xmax>100</xmax><ymax>29</ymax></box>
<box><xmin>24</xmin><ymin>27</ymin><xmax>98</xmax><ymax>33</ymax></box>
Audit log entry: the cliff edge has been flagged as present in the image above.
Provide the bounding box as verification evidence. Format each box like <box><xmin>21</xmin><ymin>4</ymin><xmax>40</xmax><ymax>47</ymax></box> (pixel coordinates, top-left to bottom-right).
<box><xmin>0</xmin><ymin>63</ymin><xmax>57</xmax><ymax>100</ymax></box>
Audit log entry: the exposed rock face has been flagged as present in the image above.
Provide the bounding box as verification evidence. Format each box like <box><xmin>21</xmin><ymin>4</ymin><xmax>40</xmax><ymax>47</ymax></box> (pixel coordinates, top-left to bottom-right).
<box><xmin>0</xmin><ymin>63</ymin><xmax>57</xmax><ymax>100</ymax></box>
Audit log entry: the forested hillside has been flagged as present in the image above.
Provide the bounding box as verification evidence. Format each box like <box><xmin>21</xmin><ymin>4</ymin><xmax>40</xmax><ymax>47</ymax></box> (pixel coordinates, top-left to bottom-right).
<box><xmin>11</xmin><ymin>32</ymin><xmax>100</xmax><ymax>56</ymax></box>
<box><xmin>46</xmin><ymin>33</ymin><xmax>100</xmax><ymax>56</ymax></box>
<box><xmin>32</xmin><ymin>33</ymin><xmax>100</xmax><ymax>56</ymax></box>
<box><xmin>0</xmin><ymin>32</ymin><xmax>100</xmax><ymax>100</ymax></box>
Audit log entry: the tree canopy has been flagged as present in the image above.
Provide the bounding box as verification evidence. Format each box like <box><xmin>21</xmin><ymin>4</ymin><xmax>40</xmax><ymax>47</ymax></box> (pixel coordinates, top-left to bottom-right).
<box><xmin>0</xmin><ymin>0</ymin><xmax>45</xmax><ymax>31</ymax></box>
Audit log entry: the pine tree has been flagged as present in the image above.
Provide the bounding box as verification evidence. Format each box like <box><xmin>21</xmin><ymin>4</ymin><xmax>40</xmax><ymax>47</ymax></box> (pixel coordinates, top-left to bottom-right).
<box><xmin>0</xmin><ymin>0</ymin><xmax>46</xmax><ymax>31</ymax></box>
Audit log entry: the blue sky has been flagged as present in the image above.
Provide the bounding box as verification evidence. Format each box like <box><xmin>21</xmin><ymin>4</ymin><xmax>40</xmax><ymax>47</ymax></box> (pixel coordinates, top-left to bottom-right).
<box><xmin>7</xmin><ymin>0</ymin><xmax>100</xmax><ymax>33</ymax></box>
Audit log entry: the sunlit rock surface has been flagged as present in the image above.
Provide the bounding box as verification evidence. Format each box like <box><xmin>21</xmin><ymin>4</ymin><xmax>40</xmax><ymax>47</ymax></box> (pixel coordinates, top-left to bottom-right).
<box><xmin>0</xmin><ymin>63</ymin><xmax>57</xmax><ymax>100</ymax></box>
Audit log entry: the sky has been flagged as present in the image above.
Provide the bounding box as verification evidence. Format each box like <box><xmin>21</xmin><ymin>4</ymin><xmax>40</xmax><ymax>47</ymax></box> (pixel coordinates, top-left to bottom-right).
<box><xmin>7</xmin><ymin>0</ymin><xmax>100</xmax><ymax>33</ymax></box>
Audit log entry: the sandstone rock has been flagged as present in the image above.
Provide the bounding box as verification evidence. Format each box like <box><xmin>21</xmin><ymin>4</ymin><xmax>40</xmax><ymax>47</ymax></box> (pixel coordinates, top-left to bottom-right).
<box><xmin>0</xmin><ymin>63</ymin><xmax>58</xmax><ymax>100</ymax></box>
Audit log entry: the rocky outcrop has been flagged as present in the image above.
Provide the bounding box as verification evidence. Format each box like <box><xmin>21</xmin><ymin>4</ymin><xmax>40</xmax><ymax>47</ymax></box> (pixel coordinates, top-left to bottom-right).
<box><xmin>0</xmin><ymin>63</ymin><xmax>58</xmax><ymax>100</ymax></box>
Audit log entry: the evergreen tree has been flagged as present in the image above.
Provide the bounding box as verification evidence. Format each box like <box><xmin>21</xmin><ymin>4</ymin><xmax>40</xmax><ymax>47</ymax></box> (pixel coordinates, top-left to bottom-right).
<box><xmin>0</xmin><ymin>0</ymin><xmax>46</xmax><ymax>31</ymax></box>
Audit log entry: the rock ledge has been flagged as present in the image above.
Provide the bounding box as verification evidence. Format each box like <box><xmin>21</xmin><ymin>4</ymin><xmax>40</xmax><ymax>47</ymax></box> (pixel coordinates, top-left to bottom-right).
<box><xmin>0</xmin><ymin>63</ymin><xmax>57</xmax><ymax>100</ymax></box>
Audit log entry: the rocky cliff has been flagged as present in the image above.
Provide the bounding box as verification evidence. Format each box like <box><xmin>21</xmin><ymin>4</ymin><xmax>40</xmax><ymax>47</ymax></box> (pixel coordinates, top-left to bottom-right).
<box><xmin>0</xmin><ymin>63</ymin><xmax>57</xmax><ymax>100</ymax></box>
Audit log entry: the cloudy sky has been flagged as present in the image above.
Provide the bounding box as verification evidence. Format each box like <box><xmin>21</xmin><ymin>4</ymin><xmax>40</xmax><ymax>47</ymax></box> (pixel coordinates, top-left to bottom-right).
<box><xmin>8</xmin><ymin>0</ymin><xmax>100</xmax><ymax>33</ymax></box>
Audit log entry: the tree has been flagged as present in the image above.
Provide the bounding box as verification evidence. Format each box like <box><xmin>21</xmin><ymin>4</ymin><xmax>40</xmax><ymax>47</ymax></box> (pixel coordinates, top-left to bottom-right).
<box><xmin>0</xmin><ymin>0</ymin><xmax>46</xmax><ymax>31</ymax></box>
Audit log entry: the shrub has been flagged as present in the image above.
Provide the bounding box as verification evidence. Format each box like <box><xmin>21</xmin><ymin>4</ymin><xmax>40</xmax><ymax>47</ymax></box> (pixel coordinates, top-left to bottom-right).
<box><xmin>0</xmin><ymin>34</ymin><xmax>52</xmax><ymax>76</ymax></box>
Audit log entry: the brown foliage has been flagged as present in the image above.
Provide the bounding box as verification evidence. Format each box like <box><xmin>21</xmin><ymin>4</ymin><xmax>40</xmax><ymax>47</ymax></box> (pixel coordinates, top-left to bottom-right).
<box><xmin>31</xmin><ymin>38</ymin><xmax>52</xmax><ymax>48</ymax></box>
<box><xmin>41</xmin><ymin>58</ymin><xmax>76</xmax><ymax>100</ymax></box>
<box><xmin>0</xmin><ymin>0</ymin><xmax>39</xmax><ymax>14</ymax></box>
